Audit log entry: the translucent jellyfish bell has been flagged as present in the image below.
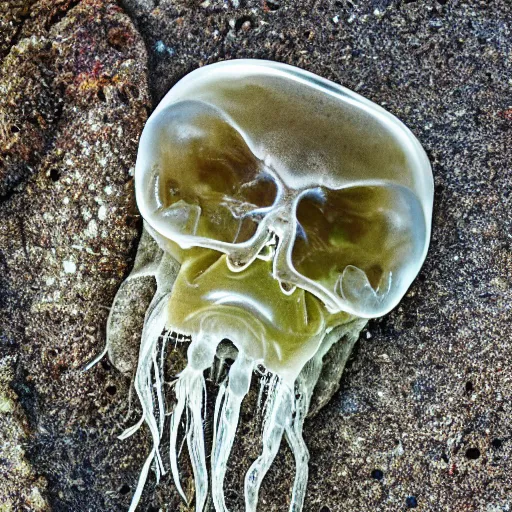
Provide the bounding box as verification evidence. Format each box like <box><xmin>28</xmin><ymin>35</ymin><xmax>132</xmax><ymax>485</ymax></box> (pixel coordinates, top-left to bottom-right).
<box><xmin>136</xmin><ymin>60</ymin><xmax>433</xmax><ymax>319</ymax></box>
<box><xmin>112</xmin><ymin>60</ymin><xmax>433</xmax><ymax>512</ymax></box>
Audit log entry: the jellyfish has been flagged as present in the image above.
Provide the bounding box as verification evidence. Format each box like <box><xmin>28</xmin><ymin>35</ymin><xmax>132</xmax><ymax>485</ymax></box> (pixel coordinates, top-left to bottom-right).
<box><xmin>106</xmin><ymin>60</ymin><xmax>434</xmax><ymax>511</ymax></box>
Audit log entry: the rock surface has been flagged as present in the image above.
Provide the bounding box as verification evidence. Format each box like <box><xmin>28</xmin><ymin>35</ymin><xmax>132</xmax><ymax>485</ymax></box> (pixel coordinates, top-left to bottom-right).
<box><xmin>1</xmin><ymin>0</ymin><xmax>512</xmax><ymax>511</ymax></box>
<box><xmin>0</xmin><ymin>1</ymin><xmax>150</xmax><ymax>510</ymax></box>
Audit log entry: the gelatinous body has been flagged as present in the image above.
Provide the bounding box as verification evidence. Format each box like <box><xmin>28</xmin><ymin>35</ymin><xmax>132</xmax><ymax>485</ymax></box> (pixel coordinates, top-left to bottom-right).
<box><xmin>137</xmin><ymin>60</ymin><xmax>433</xmax><ymax>318</ymax></box>
<box><xmin>168</xmin><ymin>247</ymin><xmax>350</xmax><ymax>382</ymax></box>
<box><xmin>109</xmin><ymin>60</ymin><xmax>434</xmax><ymax>512</ymax></box>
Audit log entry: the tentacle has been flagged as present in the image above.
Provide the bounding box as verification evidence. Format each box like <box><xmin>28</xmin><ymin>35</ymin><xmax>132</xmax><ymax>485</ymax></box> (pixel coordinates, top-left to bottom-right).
<box><xmin>120</xmin><ymin>291</ymin><xmax>171</xmax><ymax>512</ymax></box>
<box><xmin>244</xmin><ymin>378</ymin><xmax>293</xmax><ymax>512</ymax></box>
<box><xmin>256</xmin><ymin>367</ymin><xmax>272</xmax><ymax>416</ymax></box>
<box><xmin>167</xmin><ymin>332</ymin><xmax>218</xmax><ymax>511</ymax></box>
<box><xmin>285</xmin><ymin>378</ymin><xmax>312</xmax><ymax>512</ymax></box>
<box><xmin>212</xmin><ymin>353</ymin><xmax>254</xmax><ymax>512</ymax></box>
<box><xmin>168</xmin><ymin>376</ymin><xmax>188</xmax><ymax>502</ymax></box>
<box><xmin>285</xmin><ymin>419</ymin><xmax>309</xmax><ymax>512</ymax></box>
<box><xmin>285</xmin><ymin>347</ymin><xmax>325</xmax><ymax>512</ymax></box>
<box><xmin>185</xmin><ymin>369</ymin><xmax>209</xmax><ymax>510</ymax></box>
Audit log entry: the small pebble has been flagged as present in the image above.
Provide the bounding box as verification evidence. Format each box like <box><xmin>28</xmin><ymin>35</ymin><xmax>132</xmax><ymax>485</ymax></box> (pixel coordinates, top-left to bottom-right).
<box><xmin>63</xmin><ymin>260</ymin><xmax>76</xmax><ymax>274</ymax></box>
<box><xmin>406</xmin><ymin>496</ymin><xmax>418</xmax><ymax>508</ymax></box>
<box><xmin>371</xmin><ymin>469</ymin><xmax>384</xmax><ymax>480</ymax></box>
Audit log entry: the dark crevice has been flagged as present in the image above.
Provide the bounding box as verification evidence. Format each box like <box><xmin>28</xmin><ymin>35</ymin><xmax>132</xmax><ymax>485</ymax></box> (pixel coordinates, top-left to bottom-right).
<box><xmin>465</xmin><ymin>447</ymin><xmax>480</xmax><ymax>460</ymax></box>
<box><xmin>265</xmin><ymin>0</ymin><xmax>281</xmax><ymax>11</ymax></box>
<box><xmin>49</xmin><ymin>168</ymin><xmax>61</xmax><ymax>182</ymax></box>
<box><xmin>491</xmin><ymin>438</ymin><xmax>502</xmax><ymax>449</ymax></box>
<box><xmin>119</xmin><ymin>484</ymin><xmax>130</xmax><ymax>495</ymax></box>
<box><xmin>235</xmin><ymin>16</ymin><xmax>254</xmax><ymax>32</ymax></box>
<box><xmin>117</xmin><ymin>0</ymin><xmax>159</xmax><ymax>109</ymax></box>
<box><xmin>0</xmin><ymin>3</ymin><xmax>36</xmax><ymax>61</ymax></box>
<box><xmin>10</xmin><ymin>363</ymin><xmax>40</xmax><ymax>430</ymax></box>
<box><xmin>46</xmin><ymin>0</ymin><xmax>82</xmax><ymax>30</ymax></box>
<box><xmin>117</xmin><ymin>88</ymin><xmax>130</xmax><ymax>105</ymax></box>
<box><xmin>0</xmin><ymin>182</ymin><xmax>24</xmax><ymax>203</ymax></box>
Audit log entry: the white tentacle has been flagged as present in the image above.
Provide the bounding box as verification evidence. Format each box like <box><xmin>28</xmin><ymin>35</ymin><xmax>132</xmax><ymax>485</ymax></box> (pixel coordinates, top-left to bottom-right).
<box><xmin>212</xmin><ymin>353</ymin><xmax>254</xmax><ymax>512</ymax></box>
<box><xmin>167</xmin><ymin>332</ymin><xmax>218</xmax><ymax>511</ymax></box>
<box><xmin>120</xmin><ymin>290</ymin><xmax>170</xmax><ymax>512</ymax></box>
<box><xmin>244</xmin><ymin>378</ymin><xmax>293</xmax><ymax>512</ymax></box>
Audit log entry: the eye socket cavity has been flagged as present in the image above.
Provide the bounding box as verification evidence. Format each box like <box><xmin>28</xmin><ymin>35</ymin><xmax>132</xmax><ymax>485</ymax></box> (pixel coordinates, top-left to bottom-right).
<box><xmin>136</xmin><ymin>100</ymin><xmax>280</xmax><ymax>250</ymax></box>
<box><xmin>293</xmin><ymin>187</ymin><xmax>325</xmax><ymax>243</ymax></box>
<box><xmin>288</xmin><ymin>183</ymin><xmax>427</xmax><ymax>317</ymax></box>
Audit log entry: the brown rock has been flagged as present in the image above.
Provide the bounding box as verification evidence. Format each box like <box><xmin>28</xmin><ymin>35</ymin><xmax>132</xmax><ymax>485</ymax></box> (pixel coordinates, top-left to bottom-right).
<box><xmin>0</xmin><ymin>0</ymin><xmax>150</xmax><ymax>509</ymax></box>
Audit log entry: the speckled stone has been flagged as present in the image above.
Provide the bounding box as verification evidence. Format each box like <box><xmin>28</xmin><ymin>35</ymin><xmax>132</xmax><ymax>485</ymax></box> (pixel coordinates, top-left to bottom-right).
<box><xmin>0</xmin><ymin>0</ymin><xmax>150</xmax><ymax>510</ymax></box>
<box><xmin>1</xmin><ymin>0</ymin><xmax>511</xmax><ymax>511</ymax></box>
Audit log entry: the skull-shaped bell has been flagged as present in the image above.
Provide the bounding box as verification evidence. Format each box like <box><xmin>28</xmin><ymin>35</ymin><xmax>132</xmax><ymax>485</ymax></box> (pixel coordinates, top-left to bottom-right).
<box><xmin>136</xmin><ymin>59</ymin><xmax>433</xmax><ymax>320</ymax></box>
<box><xmin>118</xmin><ymin>60</ymin><xmax>433</xmax><ymax>512</ymax></box>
